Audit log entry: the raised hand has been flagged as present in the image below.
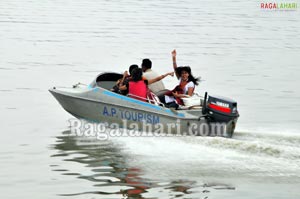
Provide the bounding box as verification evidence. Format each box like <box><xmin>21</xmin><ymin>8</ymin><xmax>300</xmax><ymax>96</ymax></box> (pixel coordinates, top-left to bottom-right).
<box><xmin>172</xmin><ymin>49</ymin><xmax>179</xmax><ymax>79</ymax></box>
<box><xmin>123</xmin><ymin>71</ymin><xmax>129</xmax><ymax>77</ymax></box>
<box><xmin>171</xmin><ymin>49</ymin><xmax>177</xmax><ymax>57</ymax></box>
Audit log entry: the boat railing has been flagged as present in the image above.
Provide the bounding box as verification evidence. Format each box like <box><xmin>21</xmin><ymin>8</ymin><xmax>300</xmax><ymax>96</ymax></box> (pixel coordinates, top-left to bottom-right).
<box><xmin>127</xmin><ymin>93</ymin><xmax>165</xmax><ymax>107</ymax></box>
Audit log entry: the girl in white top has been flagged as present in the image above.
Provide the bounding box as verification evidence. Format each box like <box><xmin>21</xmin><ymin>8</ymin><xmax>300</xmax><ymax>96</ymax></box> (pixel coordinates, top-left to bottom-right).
<box><xmin>162</xmin><ymin>50</ymin><xmax>200</xmax><ymax>107</ymax></box>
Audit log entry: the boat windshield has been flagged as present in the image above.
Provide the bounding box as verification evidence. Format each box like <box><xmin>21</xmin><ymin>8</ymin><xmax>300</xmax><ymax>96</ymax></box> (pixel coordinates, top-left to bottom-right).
<box><xmin>90</xmin><ymin>72</ymin><xmax>123</xmax><ymax>90</ymax></box>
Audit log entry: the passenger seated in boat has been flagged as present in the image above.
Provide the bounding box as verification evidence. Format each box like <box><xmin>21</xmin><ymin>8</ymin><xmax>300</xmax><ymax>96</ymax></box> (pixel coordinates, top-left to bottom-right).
<box><xmin>141</xmin><ymin>58</ymin><xmax>166</xmax><ymax>93</ymax></box>
<box><xmin>127</xmin><ymin>68</ymin><xmax>174</xmax><ymax>102</ymax></box>
<box><xmin>158</xmin><ymin>49</ymin><xmax>200</xmax><ymax>109</ymax></box>
<box><xmin>111</xmin><ymin>64</ymin><xmax>139</xmax><ymax>95</ymax></box>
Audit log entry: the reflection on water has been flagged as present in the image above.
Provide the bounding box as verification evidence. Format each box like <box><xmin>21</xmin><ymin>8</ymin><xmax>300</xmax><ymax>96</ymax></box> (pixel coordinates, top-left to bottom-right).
<box><xmin>51</xmin><ymin>130</ymin><xmax>234</xmax><ymax>198</ymax></box>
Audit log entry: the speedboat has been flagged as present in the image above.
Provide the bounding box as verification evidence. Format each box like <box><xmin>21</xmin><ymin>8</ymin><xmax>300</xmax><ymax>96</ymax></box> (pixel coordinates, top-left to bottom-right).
<box><xmin>49</xmin><ymin>72</ymin><xmax>239</xmax><ymax>137</ymax></box>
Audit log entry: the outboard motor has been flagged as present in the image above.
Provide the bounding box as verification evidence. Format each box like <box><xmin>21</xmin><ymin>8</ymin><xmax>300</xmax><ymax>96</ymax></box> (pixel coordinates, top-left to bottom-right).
<box><xmin>200</xmin><ymin>92</ymin><xmax>239</xmax><ymax>138</ymax></box>
<box><xmin>204</xmin><ymin>94</ymin><xmax>239</xmax><ymax>123</ymax></box>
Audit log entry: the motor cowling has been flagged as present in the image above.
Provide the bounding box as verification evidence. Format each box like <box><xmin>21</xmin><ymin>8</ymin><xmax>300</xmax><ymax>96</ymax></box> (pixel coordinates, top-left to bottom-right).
<box><xmin>205</xmin><ymin>95</ymin><xmax>239</xmax><ymax>122</ymax></box>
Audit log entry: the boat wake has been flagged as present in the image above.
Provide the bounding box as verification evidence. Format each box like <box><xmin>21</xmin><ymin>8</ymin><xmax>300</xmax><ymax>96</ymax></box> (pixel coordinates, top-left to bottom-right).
<box><xmin>112</xmin><ymin>129</ymin><xmax>300</xmax><ymax>182</ymax></box>
<box><xmin>54</xmin><ymin>128</ymin><xmax>300</xmax><ymax>199</ymax></box>
<box><xmin>186</xmin><ymin>130</ymin><xmax>300</xmax><ymax>160</ymax></box>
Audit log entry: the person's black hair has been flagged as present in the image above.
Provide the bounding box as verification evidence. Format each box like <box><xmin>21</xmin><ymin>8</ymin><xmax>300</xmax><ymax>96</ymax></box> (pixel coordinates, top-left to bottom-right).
<box><xmin>131</xmin><ymin>68</ymin><xmax>143</xmax><ymax>82</ymax></box>
<box><xmin>129</xmin><ymin>64</ymin><xmax>138</xmax><ymax>75</ymax></box>
<box><xmin>141</xmin><ymin>59</ymin><xmax>152</xmax><ymax>69</ymax></box>
<box><xmin>176</xmin><ymin>66</ymin><xmax>200</xmax><ymax>86</ymax></box>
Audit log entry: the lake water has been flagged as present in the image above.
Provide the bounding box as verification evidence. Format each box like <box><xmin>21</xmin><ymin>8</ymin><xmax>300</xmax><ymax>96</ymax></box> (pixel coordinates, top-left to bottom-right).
<box><xmin>1</xmin><ymin>0</ymin><xmax>300</xmax><ymax>198</ymax></box>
